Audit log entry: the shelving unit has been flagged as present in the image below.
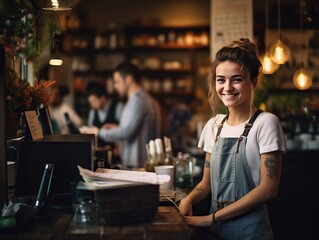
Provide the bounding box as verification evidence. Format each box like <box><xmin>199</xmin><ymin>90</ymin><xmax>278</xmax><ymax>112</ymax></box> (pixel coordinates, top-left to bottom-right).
<box><xmin>58</xmin><ymin>25</ymin><xmax>211</xmax><ymax>118</ymax></box>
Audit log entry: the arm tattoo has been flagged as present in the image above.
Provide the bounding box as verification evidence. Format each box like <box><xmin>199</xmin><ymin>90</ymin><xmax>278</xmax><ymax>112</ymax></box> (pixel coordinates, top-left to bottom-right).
<box><xmin>265</xmin><ymin>158</ymin><xmax>278</xmax><ymax>180</ymax></box>
<box><xmin>192</xmin><ymin>186</ymin><xmax>204</xmax><ymax>192</ymax></box>
<box><xmin>204</xmin><ymin>160</ymin><xmax>210</xmax><ymax>168</ymax></box>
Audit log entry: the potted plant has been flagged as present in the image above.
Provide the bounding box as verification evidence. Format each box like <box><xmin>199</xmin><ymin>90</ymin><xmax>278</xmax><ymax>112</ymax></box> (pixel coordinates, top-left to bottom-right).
<box><xmin>5</xmin><ymin>68</ymin><xmax>55</xmax><ymax>137</ymax></box>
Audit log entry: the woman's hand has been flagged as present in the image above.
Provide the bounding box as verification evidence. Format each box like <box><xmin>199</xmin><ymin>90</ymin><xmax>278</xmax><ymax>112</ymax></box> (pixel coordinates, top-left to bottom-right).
<box><xmin>184</xmin><ymin>215</ymin><xmax>212</xmax><ymax>227</ymax></box>
<box><xmin>179</xmin><ymin>153</ymin><xmax>212</xmax><ymax>217</ymax></box>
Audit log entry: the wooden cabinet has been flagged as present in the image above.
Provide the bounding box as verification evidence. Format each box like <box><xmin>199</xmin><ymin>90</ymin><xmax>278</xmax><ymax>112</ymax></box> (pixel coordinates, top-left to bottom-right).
<box><xmin>267</xmin><ymin>150</ymin><xmax>319</xmax><ymax>240</ymax></box>
<box><xmin>124</xmin><ymin>25</ymin><xmax>210</xmax><ymax>108</ymax></box>
<box><xmin>58</xmin><ymin>25</ymin><xmax>211</xmax><ymax>117</ymax></box>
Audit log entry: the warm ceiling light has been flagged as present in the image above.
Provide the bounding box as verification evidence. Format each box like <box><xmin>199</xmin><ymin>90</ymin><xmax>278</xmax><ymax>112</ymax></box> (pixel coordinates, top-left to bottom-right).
<box><xmin>43</xmin><ymin>0</ymin><xmax>72</xmax><ymax>12</ymax></box>
<box><xmin>49</xmin><ymin>58</ymin><xmax>63</xmax><ymax>66</ymax></box>
<box><xmin>261</xmin><ymin>54</ymin><xmax>279</xmax><ymax>74</ymax></box>
<box><xmin>269</xmin><ymin>39</ymin><xmax>291</xmax><ymax>65</ymax></box>
<box><xmin>269</xmin><ymin>0</ymin><xmax>291</xmax><ymax>64</ymax></box>
<box><xmin>292</xmin><ymin>0</ymin><xmax>312</xmax><ymax>90</ymax></box>
<box><xmin>293</xmin><ymin>68</ymin><xmax>313</xmax><ymax>90</ymax></box>
<box><xmin>261</xmin><ymin>0</ymin><xmax>279</xmax><ymax>74</ymax></box>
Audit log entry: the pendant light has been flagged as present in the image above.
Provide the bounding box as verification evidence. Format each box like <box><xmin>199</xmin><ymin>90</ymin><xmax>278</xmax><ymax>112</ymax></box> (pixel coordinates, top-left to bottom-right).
<box><xmin>261</xmin><ymin>55</ymin><xmax>279</xmax><ymax>74</ymax></box>
<box><xmin>43</xmin><ymin>0</ymin><xmax>72</xmax><ymax>12</ymax></box>
<box><xmin>261</xmin><ymin>0</ymin><xmax>279</xmax><ymax>74</ymax></box>
<box><xmin>49</xmin><ymin>45</ymin><xmax>63</xmax><ymax>66</ymax></box>
<box><xmin>293</xmin><ymin>68</ymin><xmax>312</xmax><ymax>90</ymax></box>
<box><xmin>43</xmin><ymin>0</ymin><xmax>70</xmax><ymax>65</ymax></box>
<box><xmin>293</xmin><ymin>0</ymin><xmax>312</xmax><ymax>90</ymax></box>
<box><xmin>49</xmin><ymin>58</ymin><xmax>63</xmax><ymax>66</ymax></box>
<box><xmin>269</xmin><ymin>0</ymin><xmax>291</xmax><ymax>64</ymax></box>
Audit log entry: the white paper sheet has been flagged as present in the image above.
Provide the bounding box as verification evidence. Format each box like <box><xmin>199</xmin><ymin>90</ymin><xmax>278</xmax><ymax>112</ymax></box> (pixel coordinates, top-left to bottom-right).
<box><xmin>78</xmin><ymin>165</ymin><xmax>158</xmax><ymax>184</ymax></box>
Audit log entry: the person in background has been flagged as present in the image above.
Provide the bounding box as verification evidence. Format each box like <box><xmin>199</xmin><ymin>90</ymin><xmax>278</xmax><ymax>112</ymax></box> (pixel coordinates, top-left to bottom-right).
<box><xmin>166</xmin><ymin>88</ymin><xmax>211</xmax><ymax>155</ymax></box>
<box><xmin>85</xmin><ymin>80</ymin><xmax>123</xmax><ymax>148</ymax></box>
<box><xmin>178</xmin><ymin>38</ymin><xmax>286</xmax><ymax>240</ymax></box>
<box><xmin>81</xmin><ymin>61</ymin><xmax>162</xmax><ymax>168</ymax></box>
<box><xmin>49</xmin><ymin>84</ymin><xmax>83</xmax><ymax>134</ymax></box>
<box><xmin>188</xmin><ymin>87</ymin><xmax>211</xmax><ymax>139</ymax></box>
<box><xmin>166</xmin><ymin>99</ymin><xmax>193</xmax><ymax>155</ymax></box>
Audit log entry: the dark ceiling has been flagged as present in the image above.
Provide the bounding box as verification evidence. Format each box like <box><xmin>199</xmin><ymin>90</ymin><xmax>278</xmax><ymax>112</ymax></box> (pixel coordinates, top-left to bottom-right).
<box><xmin>254</xmin><ymin>0</ymin><xmax>319</xmax><ymax>29</ymax></box>
<box><xmin>68</xmin><ymin>0</ymin><xmax>319</xmax><ymax>29</ymax></box>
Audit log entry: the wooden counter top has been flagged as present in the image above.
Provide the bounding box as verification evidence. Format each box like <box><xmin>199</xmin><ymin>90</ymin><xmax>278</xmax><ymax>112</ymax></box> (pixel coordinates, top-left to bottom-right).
<box><xmin>65</xmin><ymin>206</ymin><xmax>195</xmax><ymax>240</ymax></box>
<box><xmin>0</xmin><ymin>206</ymin><xmax>197</xmax><ymax>240</ymax></box>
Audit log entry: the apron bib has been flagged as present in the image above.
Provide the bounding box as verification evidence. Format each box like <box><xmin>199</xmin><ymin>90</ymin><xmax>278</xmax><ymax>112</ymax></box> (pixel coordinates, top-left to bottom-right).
<box><xmin>209</xmin><ymin>110</ymin><xmax>273</xmax><ymax>240</ymax></box>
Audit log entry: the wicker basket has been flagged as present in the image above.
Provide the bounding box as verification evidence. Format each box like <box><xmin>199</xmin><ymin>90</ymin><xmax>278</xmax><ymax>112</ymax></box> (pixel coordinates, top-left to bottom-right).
<box><xmin>94</xmin><ymin>183</ymin><xmax>159</xmax><ymax>226</ymax></box>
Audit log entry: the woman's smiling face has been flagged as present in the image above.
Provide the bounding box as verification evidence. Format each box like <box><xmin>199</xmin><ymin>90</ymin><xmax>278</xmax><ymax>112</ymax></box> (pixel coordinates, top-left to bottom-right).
<box><xmin>215</xmin><ymin>60</ymin><xmax>254</xmax><ymax>110</ymax></box>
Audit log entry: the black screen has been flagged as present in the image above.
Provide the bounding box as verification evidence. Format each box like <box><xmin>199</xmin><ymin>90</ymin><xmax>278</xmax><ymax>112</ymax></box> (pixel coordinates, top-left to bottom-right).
<box><xmin>14</xmin><ymin>134</ymin><xmax>95</xmax><ymax>207</ymax></box>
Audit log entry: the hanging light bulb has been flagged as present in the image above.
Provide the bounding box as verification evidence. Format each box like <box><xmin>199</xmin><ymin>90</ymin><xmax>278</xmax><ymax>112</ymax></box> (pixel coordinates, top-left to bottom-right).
<box><xmin>261</xmin><ymin>0</ymin><xmax>279</xmax><ymax>74</ymax></box>
<box><xmin>49</xmin><ymin>58</ymin><xmax>63</xmax><ymax>66</ymax></box>
<box><xmin>269</xmin><ymin>0</ymin><xmax>291</xmax><ymax>64</ymax></box>
<box><xmin>43</xmin><ymin>0</ymin><xmax>71</xmax><ymax>12</ymax></box>
<box><xmin>49</xmin><ymin>45</ymin><xmax>63</xmax><ymax>66</ymax></box>
<box><xmin>261</xmin><ymin>54</ymin><xmax>279</xmax><ymax>74</ymax></box>
<box><xmin>269</xmin><ymin>39</ymin><xmax>291</xmax><ymax>64</ymax></box>
<box><xmin>292</xmin><ymin>0</ymin><xmax>312</xmax><ymax>90</ymax></box>
<box><xmin>293</xmin><ymin>68</ymin><xmax>313</xmax><ymax>90</ymax></box>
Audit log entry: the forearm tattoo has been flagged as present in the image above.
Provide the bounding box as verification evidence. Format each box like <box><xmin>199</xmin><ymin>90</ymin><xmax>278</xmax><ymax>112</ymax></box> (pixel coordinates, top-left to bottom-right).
<box><xmin>265</xmin><ymin>158</ymin><xmax>278</xmax><ymax>180</ymax></box>
<box><xmin>204</xmin><ymin>160</ymin><xmax>210</xmax><ymax>168</ymax></box>
<box><xmin>192</xmin><ymin>186</ymin><xmax>204</xmax><ymax>192</ymax></box>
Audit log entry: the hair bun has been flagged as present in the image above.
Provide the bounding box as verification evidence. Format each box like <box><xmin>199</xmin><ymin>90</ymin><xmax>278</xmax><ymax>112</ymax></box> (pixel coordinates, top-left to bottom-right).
<box><xmin>228</xmin><ymin>38</ymin><xmax>258</xmax><ymax>56</ymax></box>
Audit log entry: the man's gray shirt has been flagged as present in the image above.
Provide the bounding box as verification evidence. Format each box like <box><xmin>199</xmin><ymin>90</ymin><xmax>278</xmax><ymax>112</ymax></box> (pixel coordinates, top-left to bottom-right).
<box><xmin>98</xmin><ymin>89</ymin><xmax>161</xmax><ymax>167</ymax></box>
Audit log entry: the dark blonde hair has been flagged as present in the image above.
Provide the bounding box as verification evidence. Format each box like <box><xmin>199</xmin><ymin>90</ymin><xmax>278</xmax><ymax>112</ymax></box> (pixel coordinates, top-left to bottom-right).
<box><xmin>208</xmin><ymin>38</ymin><xmax>262</xmax><ymax>116</ymax></box>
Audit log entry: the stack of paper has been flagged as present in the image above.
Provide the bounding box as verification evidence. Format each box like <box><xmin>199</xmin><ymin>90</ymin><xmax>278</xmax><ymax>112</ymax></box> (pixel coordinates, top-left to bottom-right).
<box><xmin>77</xmin><ymin>166</ymin><xmax>169</xmax><ymax>190</ymax></box>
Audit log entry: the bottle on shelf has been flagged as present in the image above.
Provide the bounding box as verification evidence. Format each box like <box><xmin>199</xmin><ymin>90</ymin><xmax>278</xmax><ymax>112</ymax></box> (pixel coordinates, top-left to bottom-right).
<box><xmin>163</xmin><ymin>136</ymin><xmax>174</xmax><ymax>165</ymax></box>
<box><xmin>64</xmin><ymin>112</ymin><xmax>80</xmax><ymax>134</ymax></box>
<box><xmin>107</xmin><ymin>22</ymin><xmax>118</xmax><ymax>50</ymax></box>
<box><xmin>155</xmin><ymin>138</ymin><xmax>165</xmax><ymax>165</ymax></box>
<box><xmin>94</xmin><ymin>33</ymin><xmax>103</xmax><ymax>49</ymax></box>
<box><xmin>145</xmin><ymin>140</ymin><xmax>158</xmax><ymax>172</ymax></box>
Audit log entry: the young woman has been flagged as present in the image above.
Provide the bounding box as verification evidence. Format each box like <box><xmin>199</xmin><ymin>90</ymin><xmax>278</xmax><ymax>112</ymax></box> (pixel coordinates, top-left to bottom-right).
<box><xmin>178</xmin><ymin>38</ymin><xmax>286</xmax><ymax>239</ymax></box>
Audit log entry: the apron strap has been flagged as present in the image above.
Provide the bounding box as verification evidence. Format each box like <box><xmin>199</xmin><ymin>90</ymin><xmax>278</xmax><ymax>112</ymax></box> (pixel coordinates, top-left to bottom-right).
<box><xmin>242</xmin><ymin>109</ymin><xmax>263</xmax><ymax>137</ymax></box>
<box><xmin>215</xmin><ymin>110</ymin><xmax>263</xmax><ymax>142</ymax></box>
<box><xmin>215</xmin><ymin>115</ymin><xmax>228</xmax><ymax>142</ymax></box>
<box><xmin>236</xmin><ymin>109</ymin><xmax>263</xmax><ymax>152</ymax></box>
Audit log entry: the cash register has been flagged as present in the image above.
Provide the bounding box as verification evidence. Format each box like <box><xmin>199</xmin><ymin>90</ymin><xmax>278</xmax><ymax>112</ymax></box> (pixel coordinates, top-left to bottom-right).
<box><xmin>14</xmin><ymin>134</ymin><xmax>95</xmax><ymax>209</ymax></box>
<box><xmin>13</xmin><ymin>109</ymin><xmax>96</xmax><ymax>210</ymax></box>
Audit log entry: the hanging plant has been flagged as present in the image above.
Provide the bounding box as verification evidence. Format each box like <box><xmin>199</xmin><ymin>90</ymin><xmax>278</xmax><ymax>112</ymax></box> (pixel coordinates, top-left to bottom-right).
<box><xmin>0</xmin><ymin>0</ymin><xmax>65</xmax><ymax>75</ymax></box>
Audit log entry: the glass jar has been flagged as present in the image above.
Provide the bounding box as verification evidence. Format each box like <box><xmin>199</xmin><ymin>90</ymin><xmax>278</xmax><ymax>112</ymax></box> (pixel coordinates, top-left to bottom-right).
<box><xmin>174</xmin><ymin>153</ymin><xmax>195</xmax><ymax>188</ymax></box>
<box><xmin>73</xmin><ymin>196</ymin><xmax>98</xmax><ymax>227</ymax></box>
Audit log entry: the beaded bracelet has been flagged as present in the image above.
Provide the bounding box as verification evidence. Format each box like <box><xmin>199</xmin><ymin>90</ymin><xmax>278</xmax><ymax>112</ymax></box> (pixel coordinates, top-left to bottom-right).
<box><xmin>212</xmin><ymin>210</ymin><xmax>218</xmax><ymax>225</ymax></box>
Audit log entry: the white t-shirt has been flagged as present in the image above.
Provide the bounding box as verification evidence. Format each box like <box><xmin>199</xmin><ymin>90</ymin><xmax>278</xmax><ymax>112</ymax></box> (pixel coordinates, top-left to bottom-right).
<box><xmin>198</xmin><ymin>112</ymin><xmax>286</xmax><ymax>185</ymax></box>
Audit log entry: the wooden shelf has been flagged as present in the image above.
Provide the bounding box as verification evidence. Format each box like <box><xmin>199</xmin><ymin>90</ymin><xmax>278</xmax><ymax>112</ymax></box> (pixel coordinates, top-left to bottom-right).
<box><xmin>129</xmin><ymin>45</ymin><xmax>209</xmax><ymax>51</ymax></box>
<box><xmin>73</xmin><ymin>70</ymin><xmax>114</xmax><ymax>76</ymax></box>
<box><xmin>61</xmin><ymin>25</ymin><xmax>211</xmax><ymax>117</ymax></box>
<box><xmin>125</xmin><ymin>25</ymin><xmax>210</xmax><ymax>33</ymax></box>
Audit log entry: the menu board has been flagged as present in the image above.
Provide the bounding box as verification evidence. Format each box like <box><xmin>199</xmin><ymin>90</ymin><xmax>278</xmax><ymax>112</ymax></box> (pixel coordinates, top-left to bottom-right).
<box><xmin>24</xmin><ymin>110</ymin><xmax>43</xmax><ymax>140</ymax></box>
<box><xmin>211</xmin><ymin>0</ymin><xmax>253</xmax><ymax>61</ymax></box>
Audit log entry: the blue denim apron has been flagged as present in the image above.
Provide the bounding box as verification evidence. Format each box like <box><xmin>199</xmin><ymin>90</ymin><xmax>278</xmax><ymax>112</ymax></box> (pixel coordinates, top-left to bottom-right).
<box><xmin>209</xmin><ymin>110</ymin><xmax>273</xmax><ymax>240</ymax></box>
